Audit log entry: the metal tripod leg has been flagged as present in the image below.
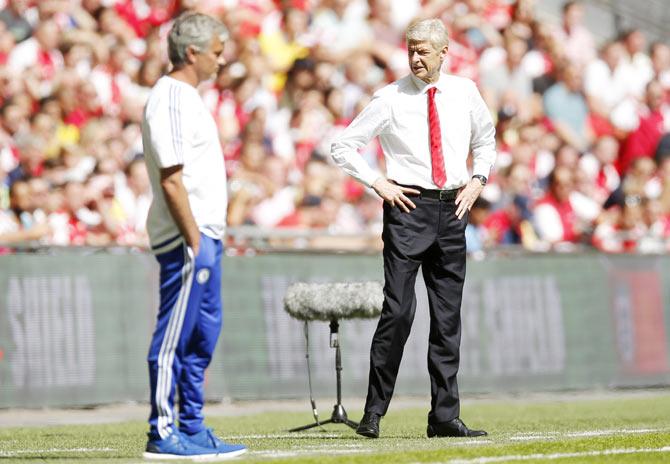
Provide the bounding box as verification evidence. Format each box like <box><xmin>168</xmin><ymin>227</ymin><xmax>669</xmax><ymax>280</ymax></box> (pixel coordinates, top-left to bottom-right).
<box><xmin>289</xmin><ymin>404</ymin><xmax>358</xmax><ymax>432</ymax></box>
<box><xmin>290</xmin><ymin>319</ymin><xmax>359</xmax><ymax>432</ymax></box>
<box><xmin>289</xmin><ymin>419</ymin><xmax>332</xmax><ymax>432</ymax></box>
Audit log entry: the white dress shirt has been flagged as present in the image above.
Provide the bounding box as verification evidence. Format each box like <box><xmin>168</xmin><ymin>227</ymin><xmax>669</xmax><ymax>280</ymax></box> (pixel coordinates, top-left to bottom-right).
<box><xmin>331</xmin><ymin>73</ymin><xmax>496</xmax><ymax>190</ymax></box>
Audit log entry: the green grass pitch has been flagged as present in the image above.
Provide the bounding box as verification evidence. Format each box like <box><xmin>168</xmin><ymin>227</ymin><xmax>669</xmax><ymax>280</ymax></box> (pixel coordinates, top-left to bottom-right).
<box><xmin>0</xmin><ymin>392</ymin><xmax>668</xmax><ymax>463</ymax></box>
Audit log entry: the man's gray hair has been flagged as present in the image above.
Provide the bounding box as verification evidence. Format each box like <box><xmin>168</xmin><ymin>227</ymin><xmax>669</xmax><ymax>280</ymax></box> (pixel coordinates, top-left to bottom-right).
<box><xmin>406</xmin><ymin>19</ymin><xmax>450</xmax><ymax>50</ymax></box>
<box><xmin>168</xmin><ymin>13</ymin><xmax>228</xmax><ymax>67</ymax></box>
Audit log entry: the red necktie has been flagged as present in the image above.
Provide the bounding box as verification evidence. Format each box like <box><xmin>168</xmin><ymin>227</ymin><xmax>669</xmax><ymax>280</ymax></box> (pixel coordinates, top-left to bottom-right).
<box><xmin>427</xmin><ymin>87</ymin><xmax>446</xmax><ymax>188</ymax></box>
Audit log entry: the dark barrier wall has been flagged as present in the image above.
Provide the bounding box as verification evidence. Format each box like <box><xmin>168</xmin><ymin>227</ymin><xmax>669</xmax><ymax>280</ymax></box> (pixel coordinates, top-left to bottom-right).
<box><xmin>1</xmin><ymin>252</ymin><xmax>669</xmax><ymax>408</ymax></box>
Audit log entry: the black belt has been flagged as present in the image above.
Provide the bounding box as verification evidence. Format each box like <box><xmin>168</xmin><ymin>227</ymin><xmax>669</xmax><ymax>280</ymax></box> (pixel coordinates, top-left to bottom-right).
<box><xmin>395</xmin><ymin>183</ymin><xmax>462</xmax><ymax>201</ymax></box>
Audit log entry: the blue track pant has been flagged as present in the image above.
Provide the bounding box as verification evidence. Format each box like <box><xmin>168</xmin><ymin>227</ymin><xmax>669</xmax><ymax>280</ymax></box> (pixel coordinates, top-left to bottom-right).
<box><xmin>147</xmin><ymin>234</ymin><xmax>223</xmax><ymax>438</ymax></box>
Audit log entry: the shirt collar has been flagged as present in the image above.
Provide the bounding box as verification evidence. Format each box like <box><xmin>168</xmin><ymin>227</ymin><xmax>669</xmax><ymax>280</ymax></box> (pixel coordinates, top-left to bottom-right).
<box><xmin>409</xmin><ymin>72</ymin><xmax>447</xmax><ymax>94</ymax></box>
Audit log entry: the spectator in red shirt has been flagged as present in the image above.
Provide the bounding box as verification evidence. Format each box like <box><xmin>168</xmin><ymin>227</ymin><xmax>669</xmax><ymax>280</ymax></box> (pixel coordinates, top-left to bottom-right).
<box><xmin>618</xmin><ymin>80</ymin><xmax>668</xmax><ymax>174</ymax></box>
<box><xmin>534</xmin><ymin>166</ymin><xmax>579</xmax><ymax>245</ymax></box>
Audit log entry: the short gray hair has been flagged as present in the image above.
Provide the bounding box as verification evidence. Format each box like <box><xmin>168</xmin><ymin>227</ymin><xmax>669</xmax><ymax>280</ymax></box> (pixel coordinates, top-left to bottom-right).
<box><xmin>168</xmin><ymin>13</ymin><xmax>228</xmax><ymax>67</ymax></box>
<box><xmin>406</xmin><ymin>19</ymin><xmax>450</xmax><ymax>50</ymax></box>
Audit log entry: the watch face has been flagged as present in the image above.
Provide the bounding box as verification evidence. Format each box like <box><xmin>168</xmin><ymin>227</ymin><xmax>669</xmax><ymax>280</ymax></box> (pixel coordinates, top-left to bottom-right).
<box><xmin>474</xmin><ymin>175</ymin><xmax>486</xmax><ymax>185</ymax></box>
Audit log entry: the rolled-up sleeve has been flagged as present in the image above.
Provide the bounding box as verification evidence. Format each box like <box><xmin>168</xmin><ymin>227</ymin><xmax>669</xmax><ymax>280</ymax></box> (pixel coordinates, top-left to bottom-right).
<box><xmin>468</xmin><ymin>82</ymin><xmax>497</xmax><ymax>178</ymax></box>
<box><xmin>330</xmin><ymin>94</ymin><xmax>389</xmax><ymax>187</ymax></box>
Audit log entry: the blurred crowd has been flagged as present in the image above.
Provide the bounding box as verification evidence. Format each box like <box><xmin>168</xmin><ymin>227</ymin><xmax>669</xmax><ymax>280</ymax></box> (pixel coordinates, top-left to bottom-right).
<box><xmin>0</xmin><ymin>0</ymin><xmax>669</xmax><ymax>254</ymax></box>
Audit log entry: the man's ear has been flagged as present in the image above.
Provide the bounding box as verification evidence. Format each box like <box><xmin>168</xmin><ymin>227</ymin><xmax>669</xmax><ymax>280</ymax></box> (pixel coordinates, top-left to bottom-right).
<box><xmin>185</xmin><ymin>45</ymin><xmax>198</xmax><ymax>64</ymax></box>
<box><xmin>440</xmin><ymin>45</ymin><xmax>449</xmax><ymax>60</ymax></box>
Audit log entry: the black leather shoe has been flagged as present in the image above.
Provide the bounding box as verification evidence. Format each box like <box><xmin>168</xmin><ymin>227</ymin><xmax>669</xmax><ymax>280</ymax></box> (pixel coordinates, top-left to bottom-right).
<box><xmin>356</xmin><ymin>412</ymin><xmax>380</xmax><ymax>438</ymax></box>
<box><xmin>427</xmin><ymin>418</ymin><xmax>487</xmax><ymax>438</ymax></box>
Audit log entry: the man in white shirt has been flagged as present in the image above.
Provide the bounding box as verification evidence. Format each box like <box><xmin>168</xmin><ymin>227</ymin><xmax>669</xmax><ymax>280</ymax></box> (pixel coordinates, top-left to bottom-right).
<box><xmin>331</xmin><ymin>18</ymin><xmax>496</xmax><ymax>439</ymax></box>
<box><xmin>553</xmin><ymin>0</ymin><xmax>595</xmax><ymax>69</ymax></box>
<box><xmin>141</xmin><ymin>12</ymin><xmax>246</xmax><ymax>461</ymax></box>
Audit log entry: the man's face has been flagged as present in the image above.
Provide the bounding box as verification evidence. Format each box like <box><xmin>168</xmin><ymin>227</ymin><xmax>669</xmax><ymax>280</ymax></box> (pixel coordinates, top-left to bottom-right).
<box><xmin>2</xmin><ymin>104</ymin><xmax>24</xmax><ymax>134</ymax></box>
<box><xmin>28</xmin><ymin>178</ymin><xmax>49</xmax><ymax>209</ymax></box>
<box><xmin>10</xmin><ymin>182</ymin><xmax>31</xmax><ymax>212</ymax></box>
<box><xmin>407</xmin><ymin>39</ymin><xmax>446</xmax><ymax>83</ymax></box>
<box><xmin>652</xmin><ymin>44</ymin><xmax>670</xmax><ymax>72</ymax></box>
<box><xmin>646</xmin><ymin>81</ymin><xmax>664</xmax><ymax>111</ymax></box>
<box><xmin>35</xmin><ymin>20</ymin><xmax>59</xmax><ymax>50</ymax></box>
<box><xmin>564</xmin><ymin>4</ymin><xmax>583</xmax><ymax>29</ymax></box>
<box><xmin>194</xmin><ymin>35</ymin><xmax>226</xmax><ymax>83</ymax></box>
<box><xmin>626</xmin><ymin>30</ymin><xmax>645</xmax><ymax>53</ymax></box>
<box><xmin>9</xmin><ymin>0</ymin><xmax>28</xmax><ymax>14</ymax></box>
<box><xmin>551</xmin><ymin>169</ymin><xmax>574</xmax><ymax>203</ymax></box>
<box><xmin>563</xmin><ymin>66</ymin><xmax>582</xmax><ymax>92</ymax></box>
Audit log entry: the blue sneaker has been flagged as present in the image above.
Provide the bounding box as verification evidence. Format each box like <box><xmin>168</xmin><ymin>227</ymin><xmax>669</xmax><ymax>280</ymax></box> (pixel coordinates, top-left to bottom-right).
<box><xmin>143</xmin><ymin>429</ymin><xmax>222</xmax><ymax>461</ymax></box>
<box><xmin>184</xmin><ymin>428</ymin><xmax>247</xmax><ymax>458</ymax></box>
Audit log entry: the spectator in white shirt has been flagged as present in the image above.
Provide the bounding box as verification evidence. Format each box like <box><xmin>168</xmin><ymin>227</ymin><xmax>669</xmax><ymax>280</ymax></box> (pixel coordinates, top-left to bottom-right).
<box><xmin>311</xmin><ymin>0</ymin><xmax>372</xmax><ymax>62</ymax></box>
<box><xmin>7</xmin><ymin>19</ymin><xmax>62</xmax><ymax>97</ymax></box>
<box><xmin>553</xmin><ymin>0</ymin><xmax>595</xmax><ymax>69</ymax></box>
<box><xmin>620</xmin><ymin>28</ymin><xmax>653</xmax><ymax>97</ymax></box>
<box><xmin>584</xmin><ymin>40</ymin><xmax>638</xmax><ymax>131</ymax></box>
<box><xmin>650</xmin><ymin>42</ymin><xmax>670</xmax><ymax>91</ymax></box>
<box><xmin>116</xmin><ymin>156</ymin><xmax>150</xmax><ymax>246</ymax></box>
<box><xmin>579</xmin><ymin>135</ymin><xmax>620</xmax><ymax>204</ymax></box>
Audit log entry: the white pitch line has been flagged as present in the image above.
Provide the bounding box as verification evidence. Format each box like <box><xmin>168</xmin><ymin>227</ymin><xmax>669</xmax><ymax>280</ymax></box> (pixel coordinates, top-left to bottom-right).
<box><xmin>0</xmin><ymin>447</ymin><xmax>115</xmax><ymax>457</ymax></box>
<box><xmin>512</xmin><ymin>432</ymin><xmax>557</xmax><ymax>435</ymax></box>
<box><xmin>302</xmin><ymin>443</ymin><xmax>365</xmax><ymax>449</ymax></box>
<box><xmin>566</xmin><ymin>428</ymin><xmax>666</xmax><ymax>437</ymax></box>
<box><xmin>509</xmin><ymin>427</ymin><xmax>668</xmax><ymax>441</ymax></box>
<box><xmin>245</xmin><ymin>439</ymin><xmax>493</xmax><ymax>460</ymax></box>
<box><xmin>439</xmin><ymin>440</ymin><xmax>494</xmax><ymax>446</ymax></box>
<box><xmin>226</xmin><ymin>433</ymin><xmax>341</xmax><ymax>439</ymax></box>
<box><xmin>233</xmin><ymin>427</ymin><xmax>669</xmax><ymax>443</ymax></box>
<box><xmin>250</xmin><ymin>449</ymin><xmax>371</xmax><ymax>458</ymax></box>
<box><xmin>510</xmin><ymin>435</ymin><xmax>553</xmax><ymax>441</ymax></box>
<box><xmin>435</xmin><ymin>446</ymin><xmax>670</xmax><ymax>464</ymax></box>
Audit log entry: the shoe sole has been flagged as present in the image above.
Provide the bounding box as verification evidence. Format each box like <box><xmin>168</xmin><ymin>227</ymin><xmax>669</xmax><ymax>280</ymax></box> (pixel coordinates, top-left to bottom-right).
<box><xmin>143</xmin><ymin>449</ymin><xmax>247</xmax><ymax>461</ymax></box>
<box><xmin>356</xmin><ymin>429</ymin><xmax>379</xmax><ymax>439</ymax></box>
<box><xmin>426</xmin><ymin>425</ymin><xmax>488</xmax><ymax>438</ymax></box>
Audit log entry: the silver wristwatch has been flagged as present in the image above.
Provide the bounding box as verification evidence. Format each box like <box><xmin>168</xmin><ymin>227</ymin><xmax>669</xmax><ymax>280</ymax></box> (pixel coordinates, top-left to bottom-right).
<box><xmin>472</xmin><ymin>174</ymin><xmax>487</xmax><ymax>186</ymax></box>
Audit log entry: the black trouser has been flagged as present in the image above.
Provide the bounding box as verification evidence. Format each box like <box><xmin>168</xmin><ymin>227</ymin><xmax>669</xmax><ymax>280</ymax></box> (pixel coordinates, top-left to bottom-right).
<box><xmin>364</xmin><ymin>190</ymin><xmax>467</xmax><ymax>425</ymax></box>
